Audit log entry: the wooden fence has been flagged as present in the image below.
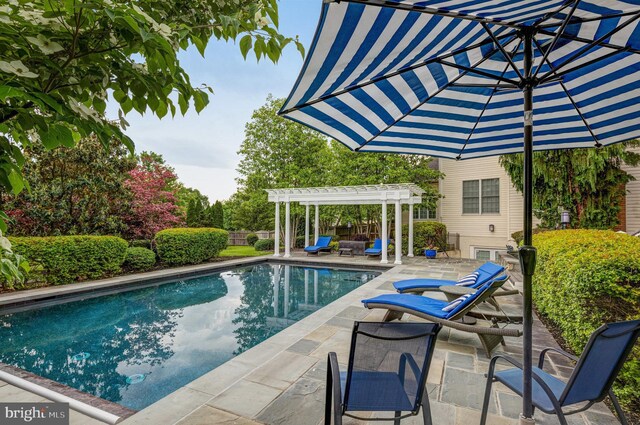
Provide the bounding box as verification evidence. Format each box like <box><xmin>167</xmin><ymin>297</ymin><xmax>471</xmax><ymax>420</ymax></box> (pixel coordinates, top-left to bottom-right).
<box><xmin>228</xmin><ymin>231</ymin><xmax>273</xmax><ymax>246</ymax></box>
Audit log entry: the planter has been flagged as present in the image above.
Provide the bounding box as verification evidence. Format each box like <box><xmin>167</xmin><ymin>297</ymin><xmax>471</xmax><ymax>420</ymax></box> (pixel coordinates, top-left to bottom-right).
<box><xmin>424</xmin><ymin>249</ymin><xmax>437</xmax><ymax>259</ymax></box>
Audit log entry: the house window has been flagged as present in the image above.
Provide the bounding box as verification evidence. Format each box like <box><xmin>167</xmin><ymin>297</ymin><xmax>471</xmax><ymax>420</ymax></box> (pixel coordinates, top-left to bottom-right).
<box><xmin>473</xmin><ymin>247</ymin><xmax>502</xmax><ymax>261</ymax></box>
<box><xmin>463</xmin><ymin>178</ymin><xmax>500</xmax><ymax>214</ymax></box>
<box><xmin>413</xmin><ymin>207</ymin><xmax>436</xmax><ymax>220</ymax></box>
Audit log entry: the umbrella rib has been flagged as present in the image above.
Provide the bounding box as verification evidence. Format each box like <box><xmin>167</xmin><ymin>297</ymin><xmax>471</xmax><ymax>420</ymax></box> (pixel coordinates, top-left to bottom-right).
<box><xmin>354</xmin><ymin>47</ymin><xmax>501</xmax><ymax>152</ymax></box>
<box><xmin>533</xmin><ymin>38</ymin><xmax>601</xmax><ymax>147</ymax></box>
<box><xmin>538</xmin><ymin>11</ymin><xmax>640</xmax><ymax>82</ymax></box>
<box><xmin>435</xmin><ymin>59</ymin><xmax>520</xmax><ymax>86</ymax></box>
<box><xmin>480</xmin><ymin>22</ymin><xmax>523</xmax><ymax>80</ymax></box>
<box><xmin>536</xmin><ymin>29</ymin><xmax>640</xmax><ymax>55</ymax></box>
<box><xmin>278</xmin><ymin>32</ymin><xmax>517</xmax><ymax>115</ymax></box>
<box><xmin>327</xmin><ymin>0</ymin><xmax>521</xmax><ymax>28</ymax></box>
<box><xmin>455</xmin><ymin>39</ymin><xmax>523</xmax><ymax>160</ymax></box>
<box><xmin>531</xmin><ymin>0</ymin><xmax>581</xmax><ymax>79</ymax></box>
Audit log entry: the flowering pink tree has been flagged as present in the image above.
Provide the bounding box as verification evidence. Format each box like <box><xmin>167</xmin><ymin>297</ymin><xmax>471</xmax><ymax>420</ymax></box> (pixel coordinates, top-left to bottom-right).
<box><xmin>124</xmin><ymin>155</ymin><xmax>183</xmax><ymax>240</ymax></box>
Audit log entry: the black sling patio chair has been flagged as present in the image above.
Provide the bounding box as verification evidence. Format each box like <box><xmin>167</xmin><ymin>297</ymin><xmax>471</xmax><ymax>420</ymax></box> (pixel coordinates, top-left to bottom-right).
<box><xmin>480</xmin><ymin>319</ymin><xmax>640</xmax><ymax>425</ymax></box>
<box><xmin>325</xmin><ymin>321</ymin><xmax>441</xmax><ymax>425</ymax></box>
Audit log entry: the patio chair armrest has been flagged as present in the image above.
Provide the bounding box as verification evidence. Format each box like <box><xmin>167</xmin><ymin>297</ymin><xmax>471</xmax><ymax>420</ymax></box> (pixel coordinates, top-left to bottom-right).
<box><xmin>399</xmin><ymin>352</ymin><xmax>422</xmax><ymax>383</ymax></box>
<box><xmin>327</xmin><ymin>352</ymin><xmax>343</xmax><ymax>424</ymax></box>
<box><xmin>538</xmin><ymin>347</ymin><xmax>578</xmax><ymax>369</ymax></box>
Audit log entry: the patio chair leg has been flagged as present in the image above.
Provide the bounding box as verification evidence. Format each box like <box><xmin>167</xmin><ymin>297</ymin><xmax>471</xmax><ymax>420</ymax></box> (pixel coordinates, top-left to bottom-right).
<box><xmin>554</xmin><ymin>411</ymin><xmax>569</xmax><ymax>425</ymax></box>
<box><xmin>325</xmin><ymin>360</ymin><xmax>332</xmax><ymax>425</ymax></box>
<box><xmin>478</xmin><ymin>334</ymin><xmax>504</xmax><ymax>357</ymax></box>
<box><xmin>383</xmin><ymin>309</ymin><xmax>404</xmax><ymax>322</ymax></box>
<box><xmin>480</xmin><ymin>368</ymin><xmax>495</xmax><ymax>425</ymax></box>
<box><xmin>394</xmin><ymin>410</ymin><xmax>401</xmax><ymax>425</ymax></box>
<box><xmin>421</xmin><ymin>395</ymin><xmax>433</xmax><ymax>425</ymax></box>
<box><xmin>608</xmin><ymin>390</ymin><xmax>628</xmax><ymax>425</ymax></box>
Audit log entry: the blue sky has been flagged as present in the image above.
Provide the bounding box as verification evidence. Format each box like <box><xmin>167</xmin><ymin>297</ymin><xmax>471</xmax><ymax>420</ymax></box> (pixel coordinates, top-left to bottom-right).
<box><xmin>106</xmin><ymin>1</ymin><xmax>321</xmax><ymax>203</ymax></box>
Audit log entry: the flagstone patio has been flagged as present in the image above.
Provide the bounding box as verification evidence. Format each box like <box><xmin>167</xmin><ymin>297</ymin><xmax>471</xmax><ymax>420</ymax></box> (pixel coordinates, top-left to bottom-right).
<box><xmin>118</xmin><ymin>253</ymin><xmax>618</xmax><ymax>425</ymax></box>
<box><xmin>0</xmin><ymin>253</ymin><xmax>621</xmax><ymax>424</ymax></box>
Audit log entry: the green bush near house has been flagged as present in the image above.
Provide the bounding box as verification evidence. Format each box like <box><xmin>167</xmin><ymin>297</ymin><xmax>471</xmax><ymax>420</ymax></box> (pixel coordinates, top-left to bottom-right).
<box><xmin>155</xmin><ymin>228</ymin><xmax>228</xmax><ymax>266</ymax></box>
<box><xmin>246</xmin><ymin>233</ymin><xmax>259</xmax><ymax>246</ymax></box>
<box><xmin>254</xmin><ymin>238</ymin><xmax>275</xmax><ymax>251</ymax></box>
<box><xmin>533</xmin><ymin>229</ymin><xmax>640</xmax><ymax>410</ymax></box>
<box><xmin>401</xmin><ymin>222</ymin><xmax>447</xmax><ymax>255</ymax></box>
<box><xmin>9</xmin><ymin>235</ymin><xmax>128</xmax><ymax>285</ymax></box>
<box><xmin>124</xmin><ymin>247</ymin><xmax>156</xmax><ymax>271</ymax></box>
<box><xmin>511</xmin><ymin>228</ymin><xmax>549</xmax><ymax>245</ymax></box>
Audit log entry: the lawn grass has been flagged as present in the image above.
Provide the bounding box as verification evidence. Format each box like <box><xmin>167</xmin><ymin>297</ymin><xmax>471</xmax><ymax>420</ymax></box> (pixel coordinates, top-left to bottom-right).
<box><xmin>219</xmin><ymin>245</ymin><xmax>271</xmax><ymax>257</ymax></box>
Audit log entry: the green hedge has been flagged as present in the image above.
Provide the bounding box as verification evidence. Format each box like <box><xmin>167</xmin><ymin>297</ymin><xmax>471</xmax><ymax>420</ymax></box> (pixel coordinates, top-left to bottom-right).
<box><xmin>511</xmin><ymin>228</ymin><xmax>548</xmax><ymax>245</ymax></box>
<box><xmin>533</xmin><ymin>229</ymin><xmax>640</xmax><ymax>410</ymax></box>
<box><xmin>155</xmin><ymin>228</ymin><xmax>228</xmax><ymax>266</ymax></box>
<box><xmin>254</xmin><ymin>238</ymin><xmax>274</xmax><ymax>251</ymax></box>
<box><xmin>124</xmin><ymin>247</ymin><xmax>156</xmax><ymax>271</ymax></box>
<box><xmin>246</xmin><ymin>233</ymin><xmax>258</xmax><ymax>246</ymax></box>
<box><xmin>9</xmin><ymin>235</ymin><xmax>128</xmax><ymax>285</ymax></box>
<box><xmin>401</xmin><ymin>222</ymin><xmax>447</xmax><ymax>254</ymax></box>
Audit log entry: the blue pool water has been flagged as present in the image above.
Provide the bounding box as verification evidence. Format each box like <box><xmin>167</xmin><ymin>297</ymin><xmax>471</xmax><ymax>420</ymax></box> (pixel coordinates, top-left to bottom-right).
<box><xmin>0</xmin><ymin>263</ymin><xmax>380</xmax><ymax>410</ymax></box>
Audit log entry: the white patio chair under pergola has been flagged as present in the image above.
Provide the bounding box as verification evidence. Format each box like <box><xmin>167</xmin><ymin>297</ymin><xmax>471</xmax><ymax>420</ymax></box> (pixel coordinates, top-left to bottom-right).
<box><xmin>265</xmin><ymin>184</ymin><xmax>425</xmax><ymax>264</ymax></box>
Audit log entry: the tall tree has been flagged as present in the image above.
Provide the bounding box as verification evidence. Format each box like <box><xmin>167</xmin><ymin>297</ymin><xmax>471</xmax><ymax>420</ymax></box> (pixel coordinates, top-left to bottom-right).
<box><xmin>123</xmin><ymin>154</ymin><xmax>183</xmax><ymax>240</ymax></box>
<box><xmin>0</xmin><ymin>0</ymin><xmax>303</xmax><ymax>230</ymax></box>
<box><xmin>234</xmin><ymin>95</ymin><xmax>332</xmax><ymax>241</ymax></box>
<box><xmin>500</xmin><ymin>144</ymin><xmax>640</xmax><ymax>229</ymax></box>
<box><xmin>212</xmin><ymin>201</ymin><xmax>224</xmax><ymax>229</ymax></box>
<box><xmin>0</xmin><ymin>136</ymin><xmax>135</xmax><ymax>236</ymax></box>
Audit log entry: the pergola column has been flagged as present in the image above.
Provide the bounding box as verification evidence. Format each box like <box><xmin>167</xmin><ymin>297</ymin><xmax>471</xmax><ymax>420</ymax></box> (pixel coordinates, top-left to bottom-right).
<box><xmin>304</xmin><ymin>204</ymin><xmax>310</xmax><ymax>248</ymax></box>
<box><xmin>394</xmin><ymin>200</ymin><xmax>402</xmax><ymax>265</ymax></box>
<box><xmin>284</xmin><ymin>200</ymin><xmax>291</xmax><ymax>258</ymax></box>
<box><xmin>314</xmin><ymin>204</ymin><xmax>320</xmax><ymax>244</ymax></box>
<box><xmin>381</xmin><ymin>201</ymin><xmax>388</xmax><ymax>264</ymax></box>
<box><xmin>408</xmin><ymin>203</ymin><xmax>414</xmax><ymax>257</ymax></box>
<box><xmin>274</xmin><ymin>202</ymin><xmax>280</xmax><ymax>257</ymax></box>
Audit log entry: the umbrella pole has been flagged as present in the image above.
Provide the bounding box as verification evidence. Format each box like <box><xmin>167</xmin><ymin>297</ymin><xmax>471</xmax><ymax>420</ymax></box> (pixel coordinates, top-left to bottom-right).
<box><xmin>520</xmin><ymin>29</ymin><xmax>537</xmax><ymax>425</ymax></box>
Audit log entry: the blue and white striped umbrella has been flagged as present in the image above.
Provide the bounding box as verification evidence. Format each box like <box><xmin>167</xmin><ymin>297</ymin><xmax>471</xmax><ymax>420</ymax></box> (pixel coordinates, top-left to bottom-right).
<box><xmin>280</xmin><ymin>0</ymin><xmax>640</xmax><ymax>159</ymax></box>
<box><xmin>279</xmin><ymin>1</ymin><xmax>640</xmax><ymax>423</ymax></box>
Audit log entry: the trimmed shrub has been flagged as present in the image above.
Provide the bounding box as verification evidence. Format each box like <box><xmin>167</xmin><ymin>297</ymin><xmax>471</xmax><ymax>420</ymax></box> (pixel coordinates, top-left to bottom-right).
<box><xmin>9</xmin><ymin>235</ymin><xmax>128</xmax><ymax>285</ymax></box>
<box><xmin>401</xmin><ymin>222</ymin><xmax>447</xmax><ymax>254</ymax></box>
<box><xmin>246</xmin><ymin>233</ymin><xmax>259</xmax><ymax>246</ymax></box>
<box><xmin>511</xmin><ymin>228</ymin><xmax>549</xmax><ymax>245</ymax></box>
<box><xmin>254</xmin><ymin>238</ymin><xmax>275</xmax><ymax>251</ymax></box>
<box><xmin>533</xmin><ymin>229</ymin><xmax>640</xmax><ymax>410</ymax></box>
<box><xmin>124</xmin><ymin>247</ymin><xmax>156</xmax><ymax>271</ymax></box>
<box><xmin>353</xmin><ymin>234</ymin><xmax>369</xmax><ymax>242</ymax></box>
<box><xmin>155</xmin><ymin>228</ymin><xmax>228</xmax><ymax>266</ymax></box>
<box><xmin>130</xmin><ymin>239</ymin><xmax>152</xmax><ymax>249</ymax></box>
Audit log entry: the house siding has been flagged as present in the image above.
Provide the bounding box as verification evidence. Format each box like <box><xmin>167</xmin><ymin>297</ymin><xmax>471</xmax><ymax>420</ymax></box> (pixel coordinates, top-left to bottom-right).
<box><xmin>623</xmin><ymin>148</ymin><xmax>640</xmax><ymax>234</ymax></box>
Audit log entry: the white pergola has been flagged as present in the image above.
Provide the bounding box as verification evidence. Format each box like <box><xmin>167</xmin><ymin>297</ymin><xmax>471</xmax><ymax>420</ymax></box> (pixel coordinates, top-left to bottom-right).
<box><xmin>265</xmin><ymin>184</ymin><xmax>425</xmax><ymax>264</ymax></box>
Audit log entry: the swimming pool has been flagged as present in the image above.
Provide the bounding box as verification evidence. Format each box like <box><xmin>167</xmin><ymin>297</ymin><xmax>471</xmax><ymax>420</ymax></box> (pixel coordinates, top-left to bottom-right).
<box><xmin>0</xmin><ymin>263</ymin><xmax>380</xmax><ymax>410</ymax></box>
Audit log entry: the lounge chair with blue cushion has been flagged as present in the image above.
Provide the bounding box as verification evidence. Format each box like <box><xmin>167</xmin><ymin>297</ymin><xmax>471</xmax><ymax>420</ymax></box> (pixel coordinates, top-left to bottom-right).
<box><xmin>364</xmin><ymin>238</ymin><xmax>386</xmax><ymax>257</ymax></box>
<box><xmin>393</xmin><ymin>262</ymin><xmax>505</xmax><ymax>294</ymax></box>
<box><xmin>325</xmin><ymin>321</ymin><xmax>441</xmax><ymax>425</ymax></box>
<box><xmin>480</xmin><ymin>319</ymin><xmax>640</xmax><ymax>425</ymax></box>
<box><xmin>304</xmin><ymin>236</ymin><xmax>333</xmax><ymax>255</ymax></box>
<box><xmin>362</xmin><ymin>275</ymin><xmax>522</xmax><ymax>356</ymax></box>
